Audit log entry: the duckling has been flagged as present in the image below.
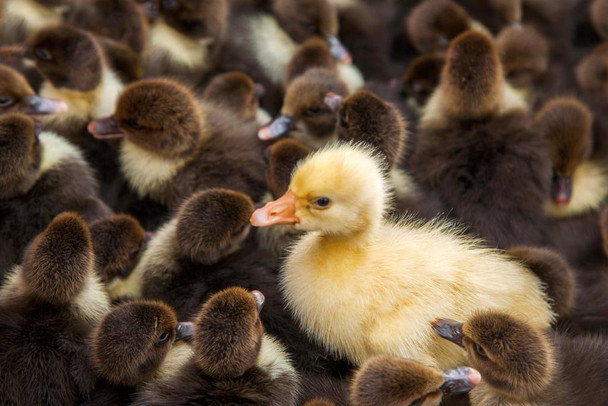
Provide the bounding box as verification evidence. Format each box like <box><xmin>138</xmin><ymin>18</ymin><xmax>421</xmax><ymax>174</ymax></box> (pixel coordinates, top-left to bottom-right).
<box><xmin>0</xmin><ymin>113</ymin><xmax>111</xmax><ymax>276</ymax></box>
<box><xmin>406</xmin><ymin>0</ymin><xmax>486</xmax><ymax>55</ymax></box>
<box><xmin>88</xmin><ymin>78</ymin><xmax>267</xmax><ymax>208</ymax></box>
<box><xmin>0</xmin><ymin>45</ymin><xmax>45</xmax><ymax>91</ymax></box>
<box><xmin>575</xmin><ymin>42</ymin><xmax>608</xmax><ymax>101</ymax></box>
<box><xmin>496</xmin><ymin>24</ymin><xmax>549</xmax><ymax>102</ymax></box>
<box><xmin>89</xmin><ymin>214</ymin><xmax>146</xmax><ymax>302</ymax></box>
<box><xmin>202</xmin><ymin>71</ymin><xmax>268</xmax><ymax>124</ymax></box>
<box><xmin>258</xmin><ymin>39</ymin><xmax>349</xmax><ymax>147</ymax></box>
<box><xmin>535</xmin><ymin>97</ymin><xmax>604</xmax><ymax>216</ymax></box>
<box><xmin>333</xmin><ymin>89</ymin><xmax>445</xmax><ymax>220</ymax></box>
<box><xmin>0</xmin><ymin>212</ymin><xmax>110</xmax><ymax>405</ymax></box>
<box><xmin>133</xmin><ymin>287</ymin><xmax>300</xmax><ymax>405</ymax></box>
<box><xmin>256</xmin><ymin>139</ymin><xmax>312</xmax><ymax>256</ymax></box>
<box><xmin>0</xmin><ymin>0</ymin><xmax>70</xmax><ymax>45</ymax></box>
<box><xmin>251</xmin><ymin>143</ymin><xmax>554</xmax><ymax>370</ymax></box>
<box><xmin>66</xmin><ymin>0</ymin><xmax>148</xmax><ymax>54</ymax></box>
<box><xmin>145</xmin><ymin>0</ymin><xmax>228</xmax><ymax>85</ymax></box>
<box><xmin>84</xmin><ymin>300</ymin><xmax>194</xmax><ymax>405</ymax></box>
<box><xmin>411</xmin><ymin>30</ymin><xmax>551</xmax><ymax>248</ymax></box>
<box><xmin>433</xmin><ymin>311</ymin><xmax>608</xmax><ymax>405</ymax></box>
<box><xmin>224</xmin><ymin>0</ymin><xmax>362</xmax><ymax>113</ymax></box>
<box><xmin>351</xmin><ymin>356</ymin><xmax>480</xmax><ymax>406</ymax></box>
<box><xmin>591</xmin><ymin>0</ymin><xmax>608</xmax><ymax>40</ymax></box>
<box><xmin>27</xmin><ymin>25</ymin><xmax>126</xmax><ymax>205</ymax></box>
<box><xmin>401</xmin><ymin>53</ymin><xmax>445</xmax><ymax>109</ymax></box>
<box><xmin>0</xmin><ymin>65</ymin><xmax>67</xmax><ymax>116</ymax></box>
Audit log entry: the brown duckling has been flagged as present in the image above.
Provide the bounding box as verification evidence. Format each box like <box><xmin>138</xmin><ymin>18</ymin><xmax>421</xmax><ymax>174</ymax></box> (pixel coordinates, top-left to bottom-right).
<box><xmin>258</xmin><ymin>38</ymin><xmax>348</xmax><ymax>148</ymax></box>
<box><xmin>433</xmin><ymin>311</ymin><xmax>608</xmax><ymax>405</ymax></box>
<box><xmin>0</xmin><ymin>0</ymin><xmax>71</xmax><ymax>45</ymax></box>
<box><xmin>575</xmin><ymin>42</ymin><xmax>608</xmax><ymax>101</ymax></box>
<box><xmin>411</xmin><ymin>30</ymin><xmax>551</xmax><ymax>249</ymax></box>
<box><xmin>406</xmin><ymin>0</ymin><xmax>486</xmax><ymax>55</ymax></box>
<box><xmin>496</xmin><ymin>24</ymin><xmax>549</xmax><ymax>97</ymax></box>
<box><xmin>145</xmin><ymin>0</ymin><xmax>228</xmax><ymax>85</ymax></box>
<box><xmin>591</xmin><ymin>0</ymin><xmax>608</xmax><ymax>40</ymax></box>
<box><xmin>66</xmin><ymin>0</ymin><xmax>148</xmax><ymax>54</ymax></box>
<box><xmin>88</xmin><ymin>78</ymin><xmax>267</xmax><ymax>209</ymax></box>
<box><xmin>27</xmin><ymin>25</ymin><xmax>126</xmax><ymax>205</ymax></box>
<box><xmin>256</xmin><ymin>138</ymin><xmax>312</xmax><ymax>256</ymax></box>
<box><xmin>333</xmin><ymin>89</ymin><xmax>445</xmax><ymax>220</ymax></box>
<box><xmin>89</xmin><ymin>214</ymin><xmax>147</xmax><ymax>302</ymax></box>
<box><xmin>202</xmin><ymin>71</ymin><xmax>268</xmax><ymax>124</ymax></box>
<box><xmin>0</xmin><ymin>65</ymin><xmax>67</xmax><ymax>116</ymax></box>
<box><xmin>0</xmin><ymin>212</ymin><xmax>110</xmax><ymax>405</ymax></box>
<box><xmin>0</xmin><ymin>113</ymin><xmax>111</xmax><ymax>276</ymax></box>
<box><xmin>84</xmin><ymin>300</ymin><xmax>193</xmax><ymax>405</ymax></box>
<box><xmin>0</xmin><ymin>45</ymin><xmax>46</xmax><ymax>91</ymax></box>
<box><xmin>351</xmin><ymin>356</ymin><xmax>480</xmax><ymax>406</ymax></box>
<box><xmin>133</xmin><ymin>287</ymin><xmax>300</xmax><ymax>405</ymax></box>
<box><xmin>401</xmin><ymin>53</ymin><xmax>445</xmax><ymax>109</ymax></box>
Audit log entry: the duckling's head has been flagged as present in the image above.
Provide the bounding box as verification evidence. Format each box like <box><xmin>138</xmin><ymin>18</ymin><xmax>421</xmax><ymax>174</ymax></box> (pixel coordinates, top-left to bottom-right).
<box><xmin>336</xmin><ymin>90</ymin><xmax>407</xmax><ymax>168</ymax></box>
<box><xmin>438</xmin><ymin>30</ymin><xmax>504</xmax><ymax>120</ymax></box>
<box><xmin>496</xmin><ymin>24</ymin><xmax>549</xmax><ymax>89</ymax></box>
<box><xmin>591</xmin><ymin>0</ymin><xmax>608</xmax><ymax>40</ymax></box>
<box><xmin>156</xmin><ymin>0</ymin><xmax>228</xmax><ymax>42</ymax></box>
<box><xmin>433</xmin><ymin>312</ymin><xmax>553</xmax><ymax>401</ymax></box>
<box><xmin>68</xmin><ymin>0</ymin><xmax>148</xmax><ymax>53</ymax></box>
<box><xmin>28</xmin><ymin>26</ymin><xmax>104</xmax><ymax>92</ymax></box>
<box><xmin>252</xmin><ymin>143</ymin><xmax>389</xmax><ymax>237</ymax></box>
<box><xmin>285</xmin><ymin>37</ymin><xmax>336</xmax><ymax>85</ymax></box>
<box><xmin>406</xmin><ymin>0</ymin><xmax>471</xmax><ymax>54</ymax></box>
<box><xmin>534</xmin><ymin>97</ymin><xmax>593</xmax><ymax>206</ymax></box>
<box><xmin>90</xmin><ymin>300</ymin><xmax>194</xmax><ymax>386</ymax></box>
<box><xmin>176</xmin><ymin>189</ymin><xmax>254</xmax><ymax>264</ymax></box>
<box><xmin>0</xmin><ymin>66</ymin><xmax>67</xmax><ymax>116</ymax></box>
<box><xmin>266</xmin><ymin>139</ymin><xmax>312</xmax><ymax>199</ymax></box>
<box><xmin>88</xmin><ymin>79</ymin><xmax>202</xmax><ymax>158</ymax></box>
<box><xmin>202</xmin><ymin>71</ymin><xmax>263</xmax><ymax>122</ymax></box>
<box><xmin>351</xmin><ymin>356</ymin><xmax>480</xmax><ymax>406</ymax></box>
<box><xmin>21</xmin><ymin>212</ymin><xmax>95</xmax><ymax>305</ymax></box>
<box><xmin>490</xmin><ymin>0</ymin><xmax>522</xmax><ymax>24</ymax></box>
<box><xmin>0</xmin><ymin>113</ymin><xmax>41</xmax><ymax>199</ymax></box>
<box><xmin>402</xmin><ymin>53</ymin><xmax>445</xmax><ymax>107</ymax></box>
<box><xmin>258</xmin><ymin>69</ymin><xmax>347</xmax><ymax>148</ymax></box>
<box><xmin>273</xmin><ymin>0</ymin><xmax>351</xmax><ymax>63</ymax></box>
<box><xmin>575</xmin><ymin>43</ymin><xmax>608</xmax><ymax>95</ymax></box>
<box><xmin>193</xmin><ymin>287</ymin><xmax>265</xmax><ymax>378</ymax></box>
<box><xmin>89</xmin><ymin>214</ymin><xmax>146</xmax><ymax>285</ymax></box>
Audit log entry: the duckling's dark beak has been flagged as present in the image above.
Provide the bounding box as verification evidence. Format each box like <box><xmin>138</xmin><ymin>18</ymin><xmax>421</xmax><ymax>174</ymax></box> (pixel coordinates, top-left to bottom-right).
<box><xmin>88</xmin><ymin>116</ymin><xmax>125</xmax><ymax>140</ymax></box>
<box><xmin>324</xmin><ymin>92</ymin><xmax>344</xmax><ymax>113</ymax></box>
<box><xmin>250</xmin><ymin>190</ymin><xmax>299</xmax><ymax>226</ymax></box>
<box><xmin>432</xmin><ymin>319</ymin><xmax>465</xmax><ymax>348</ymax></box>
<box><xmin>258</xmin><ymin>115</ymin><xmax>293</xmax><ymax>141</ymax></box>
<box><xmin>440</xmin><ymin>366</ymin><xmax>481</xmax><ymax>394</ymax></box>
<box><xmin>251</xmin><ymin>290</ymin><xmax>265</xmax><ymax>313</ymax></box>
<box><xmin>24</xmin><ymin>95</ymin><xmax>68</xmax><ymax>115</ymax></box>
<box><xmin>254</xmin><ymin>83</ymin><xmax>266</xmax><ymax>99</ymax></box>
<box><xmin>326</xmin><ymin>35</ymin><xmax>352</xmax><ymax>64</ymax></box>
<box><xmin>175</xmin><ymin>322</ymin><xmax>195</xmax><ymax>342</ymax></box>
<box><xmin>552</xmin><ymin>175</ymin><xmax>572</xmax><ymax>206</ymax></box>
<box><xmin>139</xmin><ymin>0</ymin><xmax>159</xmax><ymax>19</ymax></box>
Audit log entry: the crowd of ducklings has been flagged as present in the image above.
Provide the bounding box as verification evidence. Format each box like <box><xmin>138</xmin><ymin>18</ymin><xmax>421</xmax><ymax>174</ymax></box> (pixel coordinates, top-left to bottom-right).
<box><xmin>2</xmin><ymin>0</ymin><xmax>608</xmax><ymax>404</ymax></box>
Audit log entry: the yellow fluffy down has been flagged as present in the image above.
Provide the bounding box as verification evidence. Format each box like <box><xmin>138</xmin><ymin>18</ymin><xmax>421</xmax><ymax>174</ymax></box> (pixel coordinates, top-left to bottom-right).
<box><xmin>279</xmin><ymin>144</ymin><xmax>554</xmax><ymax>371</ymax></box>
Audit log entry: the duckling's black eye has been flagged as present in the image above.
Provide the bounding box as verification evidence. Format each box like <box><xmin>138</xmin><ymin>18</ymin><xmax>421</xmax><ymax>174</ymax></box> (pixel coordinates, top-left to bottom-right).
<box><xmin>313</xmin><ymin>197</ymin><xmax>331</xmax><ymax>208</ymax></box>
<box><xmin>157</xmin><ymin>331</ymin><xmax>171</xmax><ymax>343</ymax></box>
<box><xmin>126</xmin><ymin>119</ymin><xmax>142</xmax><ymax>130</ymax></box>
<box><xmin>474</xmin><ymin>343</ymin><xmax>487</xmax><ymax>358</ymax></box>
<box><xmin>306</xmin><ymin>106</ymin><xmax>323</xmax><ymax>116</ymax></box>
<box><xmin>301</xmin><ymin>21</ymin><xmax>316</xmax><ymax>33</ymax></box>
<box><xmin>34</xmin><ymin>48</ymin><xmax>51</xmax><ymax>61</ymax></box>
<box><xmin>0</xmin><ymin>97</ymin><xmax>12</xmax><ymax>107</ymax></box>
<box><xmin>129</xmin><ymin>245</ymin><xmax>140</xmax><ymax>259</ymax></box>
<box><xmin>163</xmin><ymin>0</ymin><xmax>177</xmax><ymax>9</ymax></box>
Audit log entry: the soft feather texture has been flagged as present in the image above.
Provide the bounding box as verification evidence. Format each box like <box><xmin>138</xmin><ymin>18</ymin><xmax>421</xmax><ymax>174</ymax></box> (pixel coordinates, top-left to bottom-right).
<box><xmin>272</xmin><ymin>143</ymin><xmax>554</xmax><ymax>370</ymax></box>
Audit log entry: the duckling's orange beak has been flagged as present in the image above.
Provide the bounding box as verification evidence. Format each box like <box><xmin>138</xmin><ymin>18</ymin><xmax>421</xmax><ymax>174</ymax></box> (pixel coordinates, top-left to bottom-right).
<box><xmin>250</xmin><ymin>190</ymin><xmax>299</xmax><ymax>226</ymax></box>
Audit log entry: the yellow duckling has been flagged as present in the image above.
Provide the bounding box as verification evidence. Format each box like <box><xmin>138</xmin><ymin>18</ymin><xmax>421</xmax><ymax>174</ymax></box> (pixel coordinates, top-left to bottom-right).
<box><xmin>251</xmin><ymin>143</ymin><xmax>554</xmax><ymax>370</ymax></box>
